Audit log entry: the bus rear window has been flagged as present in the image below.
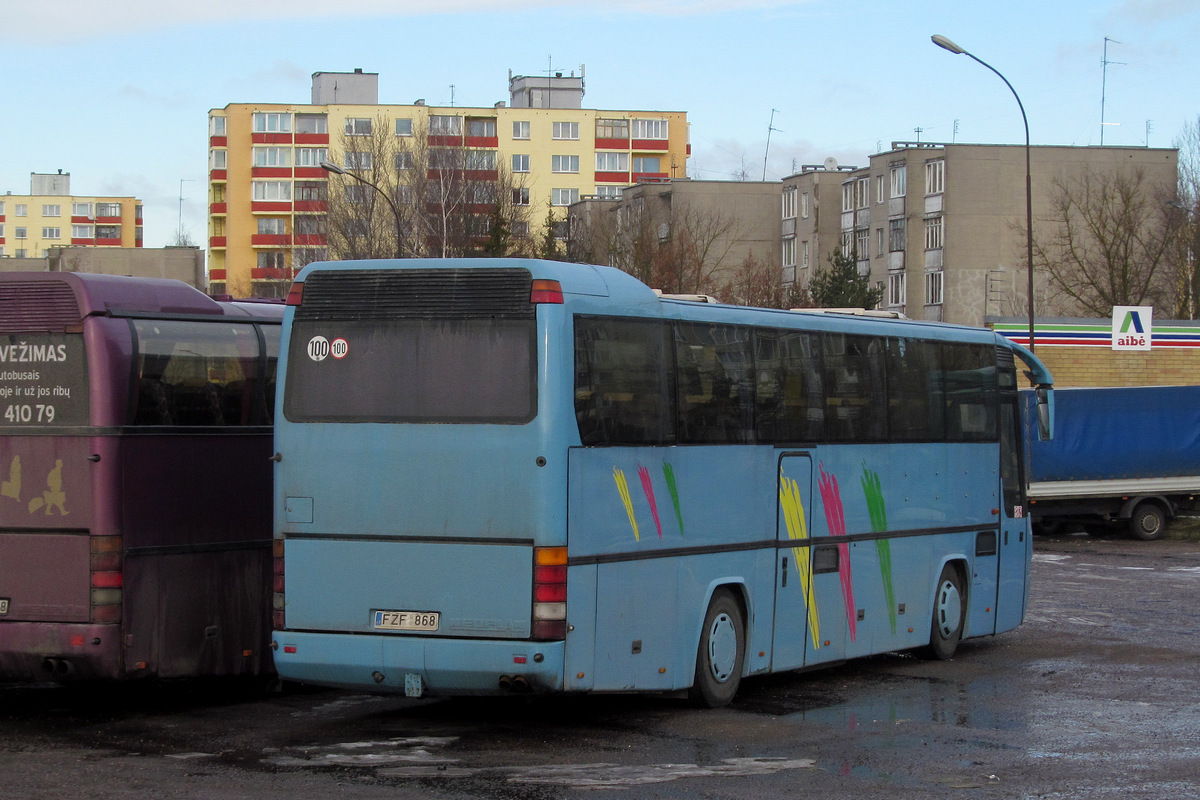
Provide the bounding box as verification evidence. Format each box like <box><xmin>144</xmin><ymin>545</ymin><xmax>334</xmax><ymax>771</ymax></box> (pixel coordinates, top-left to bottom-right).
<box><xmin>283</xmin><ymin>319</ymin><xmax>536</xmax><ymax>424</ymax></box>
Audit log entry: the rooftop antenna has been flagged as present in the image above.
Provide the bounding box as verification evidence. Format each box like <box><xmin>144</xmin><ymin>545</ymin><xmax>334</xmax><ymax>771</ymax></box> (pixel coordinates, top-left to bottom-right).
<box><xmin>1101</xmin><ymin>37</ymin><xmax>1125</xmax><ymax>145</ymax></box>
<box><xmin>449</xmin><ymin>84</ymin><xmax>455</xmax><ymax>107</ymax></box>
<box><xmin>953</xmin><ymin>119</ymin><xmax>960</xmax><ymax>143</ymax></box>
<box><xmin>914</xmin><ymin>126</ymin><xmax>923</xmax><ymax>143</ymax></box>
<box><xmin>1145</xmin><ymin>119</ymin><xmax>1154</xmax><ymax>147</ymax></box>
<box><xmin>763</xmin><ymin>109</ymin><xmax>780</xmax><ymax>181</ymax></box>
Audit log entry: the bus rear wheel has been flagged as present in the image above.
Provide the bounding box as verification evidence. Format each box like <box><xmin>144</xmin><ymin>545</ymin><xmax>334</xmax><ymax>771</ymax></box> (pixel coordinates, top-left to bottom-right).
<box><xmin>922</xmin><ymin>564</ymin><xmax>964</xmax><ymax>661</ymax></box>
<box><xmin>689</xmin><ymin>589</ymin><xmax>745</xmax><ymax>708</ymax></box>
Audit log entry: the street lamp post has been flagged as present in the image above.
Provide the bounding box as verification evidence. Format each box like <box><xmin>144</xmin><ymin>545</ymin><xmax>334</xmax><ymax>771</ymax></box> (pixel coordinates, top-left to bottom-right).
<box><xmin>320</xmin><ymin>160</ymin><xmax>405</xmax><ymax>259</ymax></box>
<box><xmin>932</xmin><ymin>34</ymin><xmax>1036</xmax><ymax>351</ymax></box>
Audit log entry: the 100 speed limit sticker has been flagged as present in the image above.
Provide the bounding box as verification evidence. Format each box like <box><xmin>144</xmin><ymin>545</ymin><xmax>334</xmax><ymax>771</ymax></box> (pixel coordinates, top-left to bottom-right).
<box><xmin>307</xmin><ymin>336</ymin><xmax>349</xmax><ymax>361</ymax></box>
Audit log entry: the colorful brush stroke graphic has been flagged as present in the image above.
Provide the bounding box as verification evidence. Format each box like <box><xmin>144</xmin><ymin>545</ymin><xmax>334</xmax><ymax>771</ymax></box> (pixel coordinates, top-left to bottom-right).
<box><xmin>637</xmin><ymin>465</ymin><xmax>663</xmax><ymax>538</ymax></box>
<box><xmin>818</xmin><ymin>463</ymin><xmax>857</xmax><ymax>642</ymax></box>
<box><xmin>613</xmin><ymin>467</ymin><xmax>640</xmax><ymax>542</ymax></box>
<box><xmin>861</xmin><ymin>464</ymin><xmax>897</xmax><ymax>635</ymax></box>
<box><xmin>663</xmin><ymin>463</ymin><xmax>684</xmax><ymax>537</ymax></box>
<box><xmin>779</xmin><ymin>473</ymin><xmax>821</xmax><ymax>649</ymax></box>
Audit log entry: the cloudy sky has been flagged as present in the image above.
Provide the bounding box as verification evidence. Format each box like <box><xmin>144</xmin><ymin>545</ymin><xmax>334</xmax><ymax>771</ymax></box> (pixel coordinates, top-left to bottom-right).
<box><xmin>4</xmin><ymin>0</ymin><xmax>1198</xmax><ymax>247</ymax></box>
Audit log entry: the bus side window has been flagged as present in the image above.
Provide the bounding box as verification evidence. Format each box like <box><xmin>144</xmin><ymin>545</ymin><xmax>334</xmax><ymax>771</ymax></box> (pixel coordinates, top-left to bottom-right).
<box><xmin>823</xmin><ymin>333</ymin><xmax>885</xmax><ymax>442</ymax></box>
<box><xmin>674</xmin><ymin>322</ymin><xmax>754</xmax><ymax>445</ymax></box>
<box><xmin>574</xmin><ymin>317</ymin><xmax>673</xmax><ymax>445</ymax></box>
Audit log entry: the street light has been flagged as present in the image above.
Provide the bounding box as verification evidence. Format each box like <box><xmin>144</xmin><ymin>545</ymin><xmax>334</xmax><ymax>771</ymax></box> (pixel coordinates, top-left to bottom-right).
<box><xmin>320</xmin><ymin>159</ymin><xmax>405</xmax><ymax>258</ymax></box>
<box><xmin>932</xmin><ymin>34</ymin><xmax>1036</xmax><ymax>351</ymax></box>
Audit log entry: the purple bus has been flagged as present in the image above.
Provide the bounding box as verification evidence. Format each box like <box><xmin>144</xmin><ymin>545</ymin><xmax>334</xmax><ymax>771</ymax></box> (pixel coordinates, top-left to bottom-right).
<box><xmin>0</xmin><ymin>272</ymin><xmax>281</xmax><ymax>682</ymax></box>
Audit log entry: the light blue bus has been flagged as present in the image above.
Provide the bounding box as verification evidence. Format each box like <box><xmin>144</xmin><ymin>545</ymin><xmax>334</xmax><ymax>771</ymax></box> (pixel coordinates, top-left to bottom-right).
<box><xmin>270</xmin><ymin>258</ymin><xmax>1053</xmax><ymax>707</ymax></box>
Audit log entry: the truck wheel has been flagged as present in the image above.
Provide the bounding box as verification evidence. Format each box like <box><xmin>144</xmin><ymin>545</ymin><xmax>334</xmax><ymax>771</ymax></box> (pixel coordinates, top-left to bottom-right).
<box><xmin>921</xmin><ymin>564</ymin><xmax>964</xmax><ymax>661</ymax></box>
<box><xmin>689</xmin><ymin>589</ymin><xmax>745</xmax><ymax>708</ymax></box>
<box><xmin>1129</xmin><ymin>503</ymin><xmax>1165</xmax><ymax>541</ymax></box>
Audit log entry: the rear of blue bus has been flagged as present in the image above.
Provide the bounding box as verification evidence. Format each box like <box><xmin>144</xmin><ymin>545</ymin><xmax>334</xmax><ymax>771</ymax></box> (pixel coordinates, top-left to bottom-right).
<box><xmin>271</xmin><ymin>261</ymin><xmax>577</xmax><ymax>696</ymax></box>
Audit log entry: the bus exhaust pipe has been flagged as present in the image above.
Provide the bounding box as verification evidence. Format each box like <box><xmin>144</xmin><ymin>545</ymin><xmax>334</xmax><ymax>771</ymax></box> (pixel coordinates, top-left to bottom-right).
<box><xmin>511</xmin><ymin>675</ymin><xmax>530</xmax><ymax>693</ymax></box>
<box><xmin>498</xmin><ymin>675</ymin><xmax>513</xmax><ymax>691</ymax></box>
<box><xmin>42</xmin><ymin>658</ymin><xmax>58</xmax><ymax>677</ymax></box>
<box><xmin>54</xmin><ymin>659</ymin><xmax>75</xmax><ymax>677</ymax></box>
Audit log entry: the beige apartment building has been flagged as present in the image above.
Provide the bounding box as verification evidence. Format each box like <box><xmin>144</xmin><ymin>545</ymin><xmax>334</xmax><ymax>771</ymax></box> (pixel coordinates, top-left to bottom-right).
<box><xmin>780</xmin><ymin>161</ymin><xmax>860</xmax><ymax>287</ymax></box>
<box><xmin>208</xmin><ymin>69</ymin><xmax>690</xmax><ymax>297</ymax></box>
<box><xmin>0</xmin><ymin>172</ymin><xmax>142</xmax><ymax>259</ymax></box>
<box><xmin>798</xmin><ymin>142</ymin><xmax>1178</xmax><ymax>326</ymax></box>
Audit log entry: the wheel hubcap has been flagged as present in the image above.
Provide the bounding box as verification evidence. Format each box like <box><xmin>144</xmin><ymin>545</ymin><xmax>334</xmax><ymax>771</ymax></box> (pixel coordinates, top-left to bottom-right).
<box><xmin>936</xmin><ymin>579</ymin><xmax>962</xmax><ymax>637</ymax></box>
<box><xmin>707</xmin><ymin>613</ymin><xmax>737</xmax><ymax>682</ymax></box>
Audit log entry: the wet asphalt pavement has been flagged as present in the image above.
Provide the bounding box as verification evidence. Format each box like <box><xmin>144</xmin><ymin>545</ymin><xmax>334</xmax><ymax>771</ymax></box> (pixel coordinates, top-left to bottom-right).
<box><xmin>2</xmin><ymin>531</ymin><xmax>1198</xmax><ymax>799</ymax></box>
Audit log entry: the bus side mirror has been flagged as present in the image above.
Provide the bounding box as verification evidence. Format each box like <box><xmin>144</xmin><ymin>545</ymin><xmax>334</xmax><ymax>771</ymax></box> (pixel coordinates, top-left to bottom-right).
<box><xmin>1035</xmin><ymin>386</ymin><xmax>1053</xmax><ymax>441</ymax></box>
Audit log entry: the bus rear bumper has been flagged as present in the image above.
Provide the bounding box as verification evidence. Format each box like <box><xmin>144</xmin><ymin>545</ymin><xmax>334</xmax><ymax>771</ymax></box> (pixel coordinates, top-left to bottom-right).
<box><xmin>0</xmin><ymin>622</ymin><xmax>123</xmax><ymax>682</ymax></box>
<box><xmin>271</xmin><ymin>630</ymin><xmax>566</xmax><ymax>696</ymax></box>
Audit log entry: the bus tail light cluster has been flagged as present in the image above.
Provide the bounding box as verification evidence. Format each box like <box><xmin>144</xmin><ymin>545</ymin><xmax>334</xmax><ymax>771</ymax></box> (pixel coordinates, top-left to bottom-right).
<box><xmin>272</xmin><ymin>538</ymin><xmax>286</xmax><ymax>629</ymax></box>
<box><xmin>530</xmin><ymin>279</ymin><xmax>563</xmax><ymax>305</ymax></box>
<box><xmin>532</xmin><ymin>546</ymin><xmax>567</xmax><ymax>640</ymax></box>
<box><xmin>285</xmin><ymin>282</ymin><xmax>304</xmax><ymax>306</ymax></box>
<box><xmin>90</xmin><ymin>536</ymin><xmax>122</xmax><ymax>624</ymax></box>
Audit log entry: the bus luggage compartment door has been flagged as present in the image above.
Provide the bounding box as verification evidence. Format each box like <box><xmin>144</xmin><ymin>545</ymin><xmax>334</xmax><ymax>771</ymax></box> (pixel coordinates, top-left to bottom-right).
<box><xmin>282</xmin><ymin>537</ymin><xmax>534</xmax><ymax>639</ymax></box>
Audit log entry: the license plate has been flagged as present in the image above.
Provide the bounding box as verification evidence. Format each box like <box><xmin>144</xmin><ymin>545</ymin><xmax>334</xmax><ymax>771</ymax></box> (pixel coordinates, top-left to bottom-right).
<box><xmin>0</xmin><ymin>598</ymin><xmax>8</xmax><ymax>615</ymax></box>
<box><xmin>372</xmin><ymin>609</ymin><xmax>439</xmax><ymax>631</ymax></box>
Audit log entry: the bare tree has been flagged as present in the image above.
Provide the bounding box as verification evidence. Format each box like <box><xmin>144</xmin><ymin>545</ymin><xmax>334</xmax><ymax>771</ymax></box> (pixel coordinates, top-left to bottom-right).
<box><xmin>1168</xmin><ymin>116</ymin><xmax>1200</xmax><ymax>318</ymax></box>
<box><xmin>714</xmin><ymin>252</ymin><xmax>808</xmax><ymax>308</ymax></box>
<box><xmin>1032</xmin><ymin>167</ymin><xmax>1176</xmax><ymax>316</ymax></box>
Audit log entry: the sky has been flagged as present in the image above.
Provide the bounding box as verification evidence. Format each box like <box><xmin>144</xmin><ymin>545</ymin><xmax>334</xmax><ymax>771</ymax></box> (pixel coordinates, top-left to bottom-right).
<box><xmin>3</xmin><ymin>0</ymin><xmax>1198</xmax><ymax>248</ymax></box>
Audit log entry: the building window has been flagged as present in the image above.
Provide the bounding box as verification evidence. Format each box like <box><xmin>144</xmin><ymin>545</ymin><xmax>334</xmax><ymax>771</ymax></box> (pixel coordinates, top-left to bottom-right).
<box><xmin>96</xmin><ymin>202</ymin><xmax>121</xmax><ymax>217</ymax></box>
<box><xmin>842</xmin><ymin>183</ymin><xmax>854</xmax><ymax>212</ymax></box>
<box><xmin>95</xmin><ymin>225</ymin><xmax>120</xmax><ymax>239</ymax></box>
<box><xmin>430</xmin><ymin>115</ymin><xmax>462</xmax><ymax>135</ymax></box>
<box><xmin>856</xmin><ymin>177</ymin><xmax>870</xmax><ymax>209</ymax></box>
<box><xmin>295</xmin><ymin>113</ymin><xmax>327</xmax><ymax>134</ymax></box>
<box><xmin>512</xmin><ymin>154</ymin><xmax>530</xmax><ymax>173</ymax></box>
<box><xmin>855</xmin><ymin>227</ymin><xmax>869</xmax><ymax>258</ymax></box>
<box><xmin>631</xmin><ymin>118</ymin><xmax>668</xmax><ymax>139</ymax></box>
<box><xmin>252</xmin><ymin>181</ymin><xmax>292</xmax><ymax>201</ymax></box>
<box><xmin>395</xmin><ymin>118</ymin><xmax>413</xmax><ymax>136</ymax></box>
<box><xmin>344</xmin><ymin>152</ymin><xmax>372</xmax><ymax>170</ymax></box>
<box><xmin>258</xmin><ymin>218</ymin><xmax>287</xmax><ymax>235</ymax></box>
<box><xmin>394</xmin><ymin>152</ymin><xmax>414</xmax><ymax>171</ymax></box>
<box><xmin>72</xmin><ymin>202</ymin><xmax>93</xmax><ymax>217</ymax></box>
<box><xmin>926</xmin><ymin>270</ymin><xmax>944</xmax><ymax>305</ymax></box>
<box><xmin>466</xmin><ymin>150</ymin><xmax>496</xmax><ymax>170</ymax></box>
<box><xmin>15</xmin><ymin>227</ymin><xmax>27</xmax><ymax>239</ymax></box>
<box><xmin>295</xmin><ymin>216</ymin><xmax>326</xmax><ymax>235</ymax></box>
<box><xmin>925</xmin><ymin>159</ymin><xmax>945</xmax><ymax>195</ymax></box>
<box><xmin>15</xmin><ymin>204</ymin><xmax>27</xmax><ymax>217</ymax></box>
<box><xmin>40</xmin><ymin>227</ymin><xmax>61</xmax><ymax>239</ymax></box>
<box><xmin>42</xmin><ymin>204</ymin><xmax>61</xmax><ymax>217</ymax></box>
<box><xmin>633</xmin><ymin>156</ymin><xmax>660</xmax><ymax>173</ymax></box>
<box><xmin>876</xmin><ymin>227</ymin><xmax>885</xmax><ymax>257</ymax></box>
<box><xmin>512</xmin><ymin>188</ymin><xmax>530</xmax><ymax>205</ymax></box>
<box><xmin>15</xmin><ymin>249</ymin><xmax>27</xmax><ymax>258</ymax></box>
<box><xmin>552</xmin><ymin>121</ymin><xmax>579</xmax><ymax>140</ymax></box>
<box><xmin>252</xmin><ymin>112</ymin><xmax>291</xmax><ymax>133</ymax></box>
<box><xmin>512</xmin><ymin>221</ymin><xmax>530</xmax><ymax>238</ymax></box>
<box><xmin>924</xmin><ymin>216</ymin><xmax>943</xmax><ymax>250</ymax></box>
<box><xmin>254</xmin><ymin>147</ymin><xmax>292</xmax><ymax>167</ymax></box>
<box><xmin>801</xmin><ymin>192</ymin><xmax>810</xmax><ymax>219</ymax></box>
<box><xmin>876</xmin><ymin>175</ymin><xmax>885</xmax><ymax>203</ymax></box>
<box><xmin>595</xmin><ymin>152</ymin><xmax>628</xmax><ymax>171</ymax></box>
<box><xmin>890</xmin><ymin>165</ymin><xmax>907</xmax><ymax>197</ymax></box>
<box><xmin>888</xmin><ymin>272</ymin><xmax>906</xmax><ymax>307</ymax></box>
<box><xmin>295</xmin><ymin>147</ymin><xmax>329</xmax><ymax>167</ymax></box>
<box><xmin>345</xmin><ymin>185</ymin><xmax>371</xmax><ymax>204</ymax></box>
<box><xmin>257</xmin><ymin>251</ymin><xmax>286</xmax><ymax>269</ymax></box>
<box><xmin>889</xmin><ymin>219</ymin><xmax>905</xmax><ymax>252</ymax></box>
<box><xmin>801</xmin><ymin>240</ymin><xmax>810</xmax><ymax>269</ymax></box>
<box><xmin>782</xmin><ymin>237</ymin><xmax>796</xmax><ymax>268</ymax></box>
<box><xmin>594</xmin><ymin>186</ymin><xmax>622</xmax><ymax>199</ymax></box>
<box><xmin>295</xmin><ymin>182</ymin><xmax>326</xmax><ymax>202</ymax></box>
<box><xmin>551</xmin><ymin>188</ymin><xmax>579</xmax><ymax>206</ymax></box>
<box><xmin>210</xmin><ymin>150</ymin><xmax>227</xmax><ymax>169</ymax></box>
<box><xmin>467</xmin><ymin>119</ymin><xmax>496</xmax><ymax>137</ymax></box>
<box><xmin>512</xmin><ymin>121</ymin><xmax>530</xmax><ymax>140</ymax></box>
<box><xmin>210</xmin><ymin>115</ymin><xmax>227</xmax><ymax>136</ymax></box>
<box><xmin>596</xmin><ymin>118</ymin><xmax>629</xmax><ymax>139</ymax></box>
<box><xmin>781</xmin><ymin>187</ymin><xmax>797</xmax><ymax>219</ymax></box>
<box><xmin>551</xmin><ymin>155</ymin><xmax>579</xmax><ymax>173</ymax></box>
<box><xmin>344</xmin><ymin>118</ymin><xmax>373</xmax><ymax>136</ymax></box>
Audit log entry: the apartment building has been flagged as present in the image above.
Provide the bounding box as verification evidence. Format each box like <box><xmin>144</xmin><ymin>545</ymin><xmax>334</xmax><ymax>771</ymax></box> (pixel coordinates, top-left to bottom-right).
<box><xmin>208</xmin><ymin>69</ymin><xmax>689</xmax><ymax>297</ymax></box>
<box><xmin>780</xmin><ymin>160</ymin><xmax>860</xmax><ymax>287</ymax></box>
<box><xmin>810</xmin><ymin>142</ymin><xmax>1178</xmax><ymax>327</ymax></box>
<box><xmin>0</xmin><ymin>172</ymin><xmax>142</xmax><ymax>259</ymax></box>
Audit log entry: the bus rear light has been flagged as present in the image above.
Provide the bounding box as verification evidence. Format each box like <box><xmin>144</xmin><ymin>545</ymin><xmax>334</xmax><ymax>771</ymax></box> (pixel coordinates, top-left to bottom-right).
<box><xmin>91</xmin><ymin>571</ymin><xmax>122</xmax><ymax>589</ymax></box>
<box><xmin>530</xmin><ymin>279</ymin><xmax>564</xmax><ymax>304</ymax></box>
<box><xmin>91</xmin><ymin>603</ymin><xmax>121</xmax><ymax>624</ymax></box>
<box><xmin>285</xmin><ymin>282</ymin><xmax>304</xmax><ymax>306</ymax></box>
<box><xmin>273</xmin><ymin>538</ymin><xmax>285</xmax><ymax>629</ymax></box>
<box><xmin>532</xmin><ymin>547</ymin><xmax>567</xmax><ymax>641</ymax></box>
<box><xmin>91</xmin><ymin>588</ymin><xmax>122</xmax><ymax>606</ymax></box>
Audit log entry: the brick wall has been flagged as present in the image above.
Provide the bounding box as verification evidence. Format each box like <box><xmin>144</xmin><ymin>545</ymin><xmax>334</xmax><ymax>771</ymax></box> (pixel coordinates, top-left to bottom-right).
<box><xmin>1032</xmin><ymin>347</ymin><xmax>1200</xmax><ymax>388</ymax></box>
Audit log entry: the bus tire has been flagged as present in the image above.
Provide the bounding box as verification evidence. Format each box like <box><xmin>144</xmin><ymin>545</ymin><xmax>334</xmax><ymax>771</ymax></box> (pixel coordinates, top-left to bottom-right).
<box><xmin>1129</xmin><ymin>502</ymin><xmax>1165</xmax><ymax>541</ymax></box>
<box><xmin>689</xmin><ymin>589</ymin><xmax>745</xmax><ymax>708</ymax></box>
<box><xmin>923</xmin><ymin>564</ymin><xmax>964</xmax><ymax>661</ymax></box>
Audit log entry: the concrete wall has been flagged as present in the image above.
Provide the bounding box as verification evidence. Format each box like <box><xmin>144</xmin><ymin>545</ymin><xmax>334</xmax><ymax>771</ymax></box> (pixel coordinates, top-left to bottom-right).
<box><xmin>5</xmin><ymin>247</ymin><xmax>208</xmax><ymax>290</ymax></box>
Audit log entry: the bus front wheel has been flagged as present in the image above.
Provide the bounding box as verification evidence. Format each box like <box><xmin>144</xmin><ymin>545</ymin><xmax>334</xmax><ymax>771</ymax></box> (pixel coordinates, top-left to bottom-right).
<box><xmin>689</xmin><ymin>589</ymin><xmax>745</xmax><ymax>708</ymax></box>
<box><xmin>923</xmin><ymin>564</ymin><xmax>964</xmax><ymax>661</ymax></box>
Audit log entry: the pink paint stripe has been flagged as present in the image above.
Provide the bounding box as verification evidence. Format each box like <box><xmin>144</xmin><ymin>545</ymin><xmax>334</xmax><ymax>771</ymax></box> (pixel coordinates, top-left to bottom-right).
<box><xmin>637</xmin><ymin>465</ymin><xmax>663</xmax><ymax>538</ymax></box>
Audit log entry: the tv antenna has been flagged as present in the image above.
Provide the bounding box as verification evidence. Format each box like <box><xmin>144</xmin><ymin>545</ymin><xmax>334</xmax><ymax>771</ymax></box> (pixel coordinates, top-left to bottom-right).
<box><xmin>1101</xmin><ymin>37</ymin><xmax>1125</xmax><ymax>145</ymax></box>
<box><xmin>763</xmin><ymin>109</ymin><xmax>781</xmax><ymax>181</ymax></box>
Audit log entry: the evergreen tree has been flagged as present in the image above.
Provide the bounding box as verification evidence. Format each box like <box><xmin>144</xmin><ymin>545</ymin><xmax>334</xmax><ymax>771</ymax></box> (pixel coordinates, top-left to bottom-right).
<box><xmin>808</xmin><ymin>249</ymin><xmax>882</xmax><ymax>309</ymax></box>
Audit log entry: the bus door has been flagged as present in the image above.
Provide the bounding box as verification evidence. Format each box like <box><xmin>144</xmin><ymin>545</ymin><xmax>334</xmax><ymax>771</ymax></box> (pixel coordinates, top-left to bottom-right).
<box><xmin>774</xmin><ymin>453</ymin><xmax>845</xmax><ymax>669</ymax></box>
<box><xmin>995</xmin><ymin>391</ymin><xmax>1029</xmax><ymax>631</ymax></box>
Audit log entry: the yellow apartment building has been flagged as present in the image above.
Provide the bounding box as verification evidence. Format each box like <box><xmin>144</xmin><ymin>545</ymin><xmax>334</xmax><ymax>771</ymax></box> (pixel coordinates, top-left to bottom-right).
<box><xmin>208</xmin><ymin>69</ymin><xmax>690</xmax><ymax>297</ymax></box>
<box><xmin>0</xmin><ymin>172</ymin><xmax>141</xmax><ymax>259</ymax></box>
